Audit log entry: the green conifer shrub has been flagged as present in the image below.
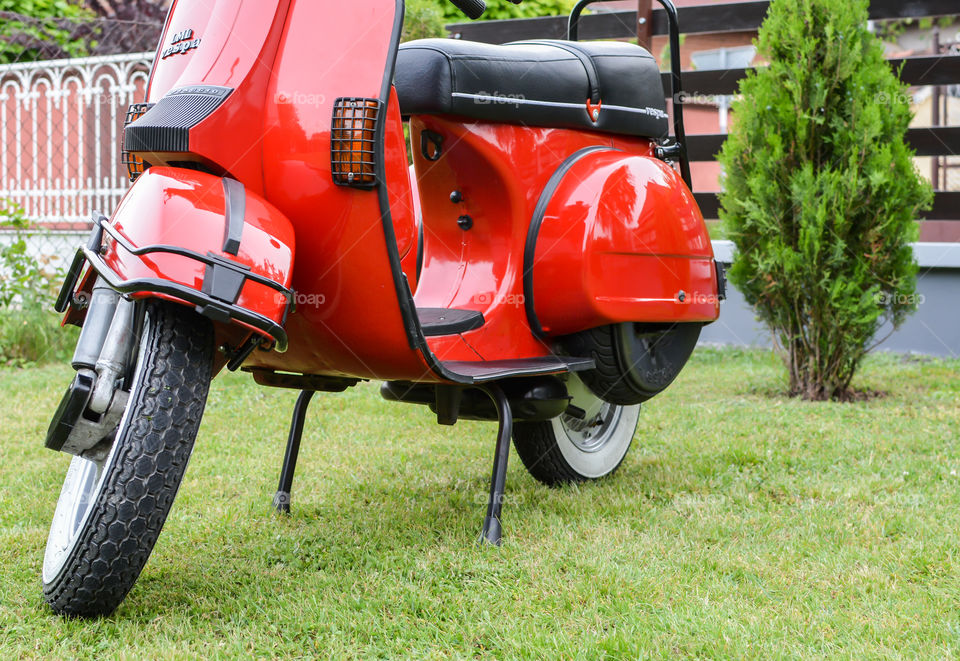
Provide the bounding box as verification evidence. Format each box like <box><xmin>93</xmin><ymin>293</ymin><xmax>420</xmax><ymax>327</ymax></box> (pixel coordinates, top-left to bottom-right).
<box><xmin>718</xmin><ymin>0</ymin><xmax>933</xmax><ymax>400</ymax></box>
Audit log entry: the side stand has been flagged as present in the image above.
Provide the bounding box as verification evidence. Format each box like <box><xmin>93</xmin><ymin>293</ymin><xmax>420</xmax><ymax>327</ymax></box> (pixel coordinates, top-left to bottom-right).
<box><xmin>479</xmin><ymin>384</ymin><xmax>513</xmax><ymax>546</ymax></box>
<box><xmin>273</xmin><ymin>389</ymin><xmax>315</xmax><ymax>513</ymax></box>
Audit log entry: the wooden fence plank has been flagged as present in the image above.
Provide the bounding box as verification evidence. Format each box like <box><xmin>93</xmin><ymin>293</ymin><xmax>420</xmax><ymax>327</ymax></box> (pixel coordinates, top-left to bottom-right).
<box><xmin>929</xmin><ymin>192</ymin><xmax>960</xmax><ymax>221</ymax></box>
<box><xmin>687</xmin><ymin>127</ymin><xmax>960</xmax><ymax>161</ymax></box>
<box><xmin>447</xmin><ymin>12</ymin><xmax>630</xmax><ymax>42</ymax></box>
<box><xmin>695</xmin><ymin>191</ymin><xmax>959</xmax><ymax>220</ymax></box>
<box><xmin>661</xmin><ymin>55</ymin><xmax>960</xmax><ymax>96</ymax></box>
<box><xmin>448</xmin><ymin>0</ymin><xmax>960</xmax><ymax>42</ymax></box>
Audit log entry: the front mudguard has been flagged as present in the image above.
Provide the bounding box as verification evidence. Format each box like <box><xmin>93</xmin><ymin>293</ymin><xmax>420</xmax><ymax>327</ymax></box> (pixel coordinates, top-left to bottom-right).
<box><xmin>60</xmin><ymin>166</ymin><xmax>295</xmax><ymax>350</ymax></box>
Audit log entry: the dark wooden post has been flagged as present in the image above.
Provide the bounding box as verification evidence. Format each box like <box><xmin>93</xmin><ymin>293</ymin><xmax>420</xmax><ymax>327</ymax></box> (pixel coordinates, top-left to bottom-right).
<box><xmin>931</xmin><ymin>29</ymin><xmax>941</xmax><ymax>188</ymax></box>
<box><xmin>637</xmin><ymin>0</ymin><xmax>653</xmax><ymax>50</ymax></box>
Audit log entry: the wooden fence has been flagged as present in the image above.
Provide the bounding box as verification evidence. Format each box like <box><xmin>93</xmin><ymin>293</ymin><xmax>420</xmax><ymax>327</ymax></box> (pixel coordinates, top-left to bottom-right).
<box><xmin>449</xmin><ymin>0</ymin><xmax>960</xmax><ymax>226</ymax></box>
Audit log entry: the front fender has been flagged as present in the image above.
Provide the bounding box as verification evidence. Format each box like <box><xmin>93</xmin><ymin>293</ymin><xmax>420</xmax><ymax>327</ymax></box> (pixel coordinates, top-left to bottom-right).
<box><xmin>97</xmin><ymin>166</ymin><xmax>295</xmax><ymax>347</ymax></box>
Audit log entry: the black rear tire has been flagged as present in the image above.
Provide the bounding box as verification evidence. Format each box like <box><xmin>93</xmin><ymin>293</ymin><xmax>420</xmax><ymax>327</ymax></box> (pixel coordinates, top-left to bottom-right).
<box><xmin>42</xmin><ymin>300</ymin><xmax>213</xmax><ymax>617</ymax></box>
<box><xmin>562</xmin><ymin>322</ymin><xmax>701</xmax><ymax>406</ymax></box>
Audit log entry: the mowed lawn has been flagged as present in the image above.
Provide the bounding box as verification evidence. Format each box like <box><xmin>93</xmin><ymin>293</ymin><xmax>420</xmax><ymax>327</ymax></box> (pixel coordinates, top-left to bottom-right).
<box><xmin>1</xmin><ymin>348</ymin><xmax>958</xmax><ymax>659</ymax></box>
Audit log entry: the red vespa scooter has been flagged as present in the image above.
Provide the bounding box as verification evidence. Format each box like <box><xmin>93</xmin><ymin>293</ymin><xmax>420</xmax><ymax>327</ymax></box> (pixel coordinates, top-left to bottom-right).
<box><xmin>41</xmin><ymin>0</ymin><xmax>722</xmax><ymax>616</ymax></box>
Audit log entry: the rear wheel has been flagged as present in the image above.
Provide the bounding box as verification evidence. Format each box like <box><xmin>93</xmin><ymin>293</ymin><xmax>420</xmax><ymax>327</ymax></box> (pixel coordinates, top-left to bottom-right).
<box><xmin>513</xmin><ymin>374</ymin><xmax>640</xmax><ymax>486</ymax></box>
<box><xmin>42</xmin><ymin>300</ymin><xmax>213</xmax><ymax>617</ymax></box>
<box><xmin>563</xmin><ymin>322</ymin><xmax>702</xmax><ymax>406</ymax></box>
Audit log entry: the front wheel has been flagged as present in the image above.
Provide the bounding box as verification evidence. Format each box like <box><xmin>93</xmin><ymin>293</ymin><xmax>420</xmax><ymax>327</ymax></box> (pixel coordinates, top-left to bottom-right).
<box><xmin>43</xmin><ymin>300</ymin><xmax>213</xmax><ymax>617</ymax></box>
<box><xmin>513</xmin><ymin>375</ymin><xmax>640</xmax><ymax>486</ymax></box>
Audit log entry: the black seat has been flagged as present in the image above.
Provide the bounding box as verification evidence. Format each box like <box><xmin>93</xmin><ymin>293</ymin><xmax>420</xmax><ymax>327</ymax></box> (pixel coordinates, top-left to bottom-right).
<box><xmin>395</xmin><ymin>39</ymin><xmax>668</xmax><ymax>139</ymax></box>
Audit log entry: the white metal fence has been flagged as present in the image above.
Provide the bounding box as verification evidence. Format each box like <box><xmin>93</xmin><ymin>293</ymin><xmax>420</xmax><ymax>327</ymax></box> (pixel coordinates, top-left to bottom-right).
<box><xmin>1</xmin><ymin>51</ymin><xmax>152</xmax><ymax>228</ymax></box>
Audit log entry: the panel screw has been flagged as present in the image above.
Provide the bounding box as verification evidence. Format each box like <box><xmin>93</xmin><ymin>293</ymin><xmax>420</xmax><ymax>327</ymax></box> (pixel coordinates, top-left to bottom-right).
<box><xmin>677</xmin><ymin>290</ymin><xmax>686</xmax><ymax>302</ymax></box>
<box><xmin>457</xmin><ymin>215</ymin><xmax>473</xmax><ymax>230</ymax></box>
<box><xmin>591</xmin><ymin>109</ymin><xmax>600</xmax><ymax>121</ymax></box>
<box><xmin>450</xmin><ymin>190</ymin><xmax>463</xmax><ymax>203</ymax></box>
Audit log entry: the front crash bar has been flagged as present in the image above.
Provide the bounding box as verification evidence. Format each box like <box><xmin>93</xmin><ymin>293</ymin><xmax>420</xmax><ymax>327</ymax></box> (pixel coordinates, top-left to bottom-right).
<box><xmin>56</xmin><ymin>214</ymin><xmax>293</xmax><ymax>352</ymax></box>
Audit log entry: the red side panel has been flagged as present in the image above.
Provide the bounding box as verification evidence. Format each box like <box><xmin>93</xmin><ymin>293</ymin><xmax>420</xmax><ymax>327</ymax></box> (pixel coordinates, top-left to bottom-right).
<box><xmin>410</xmin><ymin>118</ymin><xmax>603</xmax><ymax>362</ymax></box>
<box><xmin>531</xmin><ymin>152</ymin><xmax>719</xmax><ymax>336</ymax></box>
<box><xmin>410</xmin><ymin>117</ymin><xmax>706</xmax><ymax>362</ymax></box>
<box><xmin>102</xmin><ymin>167</ymin><xmax>294</xmax><ymax>329</ymax></box>
<box><xmin>243</xmin><ymin>0</ymin><xmax>431</xmax><ymax>380</ymax></box>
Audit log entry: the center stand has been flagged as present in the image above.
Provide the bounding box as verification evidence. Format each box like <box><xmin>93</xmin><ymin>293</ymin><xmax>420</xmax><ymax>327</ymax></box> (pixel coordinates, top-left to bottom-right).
<box><xmin>272</xmin><ymin>382</ymin><xmax>516</xmax><ymax>547</ymax></box>
<box><xmin>273</xmin><ymin>389</ymin><xmax>315</xmax><ymax>513</ymax></box>
<box><xmin>479</xmin><ymin>384</ymin><xmax>513</xmax><ymax>546</ymax></box>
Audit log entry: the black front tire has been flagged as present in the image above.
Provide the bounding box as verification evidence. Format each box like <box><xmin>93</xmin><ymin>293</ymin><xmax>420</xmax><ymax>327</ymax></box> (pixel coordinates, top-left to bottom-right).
<box><xmin>42</xmin><ymin>300</ymin><xmax>213</xmax><ymax>617</ymax></box>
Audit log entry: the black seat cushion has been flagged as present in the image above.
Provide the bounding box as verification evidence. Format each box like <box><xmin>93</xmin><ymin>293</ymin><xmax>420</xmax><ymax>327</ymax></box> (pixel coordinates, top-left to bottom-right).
<box><xmin>395</xmin><ymin>39</ymin><xmax>668</xmax><ymax>139</ymax></box>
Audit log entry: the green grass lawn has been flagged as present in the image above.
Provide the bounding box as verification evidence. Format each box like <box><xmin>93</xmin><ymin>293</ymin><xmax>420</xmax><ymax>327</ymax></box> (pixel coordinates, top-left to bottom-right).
<box><xmin>1</xmin><ymin>347</ymin><xmax>959</xmax><ymax>659</ymax></box>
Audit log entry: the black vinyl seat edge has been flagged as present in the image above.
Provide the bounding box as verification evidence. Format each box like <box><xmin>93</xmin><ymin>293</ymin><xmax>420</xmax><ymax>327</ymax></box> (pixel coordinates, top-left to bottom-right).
<box><xmin>395</xmin><ymin>38</ymin><xmax>669</xmax><ymax>139</ymax></box>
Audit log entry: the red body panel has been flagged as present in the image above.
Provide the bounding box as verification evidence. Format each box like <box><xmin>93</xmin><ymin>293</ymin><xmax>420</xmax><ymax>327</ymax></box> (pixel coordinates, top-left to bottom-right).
<box><xmin>410</xmin><ymin>117</ymin><xmax>717</xmax><ymax>361</ymax></box>
<box><xmin>531</xmin><ymin>151</ymin><xmax>719</xmax><ymax>335</ymax></box>
<box><xmin>102</xmin><ymin>167</ymin><xmax>294</xmax><ymax>335</ymax></box>
<box><xmin>101</xmin><ymin>0</ymin><xmax>719</xmax><ymax>382</ymax></box>
<box><xmin>143</xmin><ymin>0</ymin><xmax>291</xmax><ymax>194</ymax></box>
<box><xmin>240</xmin><ymin>0</ymin><xmax>432</xmax><ymax>380</ymax></box>
<box><xmin>412</xmin><ymin>118</ymin><xmax>624</xmax><ymax>361</ymax></box>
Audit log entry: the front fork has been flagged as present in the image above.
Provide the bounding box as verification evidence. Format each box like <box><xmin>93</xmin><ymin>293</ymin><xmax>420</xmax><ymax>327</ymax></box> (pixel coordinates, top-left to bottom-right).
<box><xmin>46</xmin><ymin>279</ymin><xmax>138</xmax><ymax>461</ymax></box>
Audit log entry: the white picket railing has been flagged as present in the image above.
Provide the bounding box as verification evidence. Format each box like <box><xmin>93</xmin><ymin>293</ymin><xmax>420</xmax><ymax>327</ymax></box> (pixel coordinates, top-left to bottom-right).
<box><xmin>0</xmin><ymin>52</ymin><xmax>153</xmax><ymax>226</ymax></box>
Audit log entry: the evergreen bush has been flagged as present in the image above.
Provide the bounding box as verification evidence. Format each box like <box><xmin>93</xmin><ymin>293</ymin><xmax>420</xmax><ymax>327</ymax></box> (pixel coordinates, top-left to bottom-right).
<box><xmin>718</xmin><ymin>0</ymin><xmax>933</xmax><ymax>400</ymax></box>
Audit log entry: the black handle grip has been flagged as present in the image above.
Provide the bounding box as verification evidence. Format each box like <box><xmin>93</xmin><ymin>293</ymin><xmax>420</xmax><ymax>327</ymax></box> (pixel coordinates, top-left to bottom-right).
<box><xmin>450</xmin><ymin>0</ymin><xmax>486</xmax><ymax>20</ymax></box>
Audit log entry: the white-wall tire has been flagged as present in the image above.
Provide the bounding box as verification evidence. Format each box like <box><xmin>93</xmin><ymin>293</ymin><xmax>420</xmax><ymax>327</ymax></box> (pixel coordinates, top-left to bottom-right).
<box><xmin>513</xmin><ymin>375</ymin><xmax>640</xmax><ymax>486</ymax></box>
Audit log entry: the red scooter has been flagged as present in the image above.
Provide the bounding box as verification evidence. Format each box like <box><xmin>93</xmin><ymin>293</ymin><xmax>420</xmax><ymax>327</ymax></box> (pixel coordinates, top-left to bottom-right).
<box><xmin>41</xmin><ymin>0</ymin><xmax>721</xmax><ymax>616</ymax></box>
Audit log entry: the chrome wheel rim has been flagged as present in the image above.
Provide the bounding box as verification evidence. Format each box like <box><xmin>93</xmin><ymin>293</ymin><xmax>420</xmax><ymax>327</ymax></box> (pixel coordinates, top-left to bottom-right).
<box><xmin>549</xmin><ymin>375</ymin><xmax>640</xmax><ymax>479</ymax></box>
<box><xmin>559</xmin><ymin>376</ymin><xmax>625</xmax><ymax>453</ymax></box>
<box><xmin>43</xmin><ymin>454</ymin><xmax>108</xmax><ymax>584</ymax></box>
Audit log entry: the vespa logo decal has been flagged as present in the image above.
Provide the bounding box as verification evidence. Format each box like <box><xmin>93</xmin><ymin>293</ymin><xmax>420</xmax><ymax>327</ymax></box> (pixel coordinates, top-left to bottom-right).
<box><xmin>161</xmin><ymin>28</ymin><xmax>201</xmax><ymax>59</ymax></box>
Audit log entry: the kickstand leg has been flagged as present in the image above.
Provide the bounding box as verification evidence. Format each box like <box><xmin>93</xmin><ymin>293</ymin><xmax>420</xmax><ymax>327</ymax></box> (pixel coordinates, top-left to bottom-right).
<box><xmin>479</xmin><ymin>384</ymin><xmax>512</xmax><ymax>546</ymax></box>
<box><xmin>273</xmin><ymin>389</ymin><xmax>315</xmax><ymax>513</ymax></box>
